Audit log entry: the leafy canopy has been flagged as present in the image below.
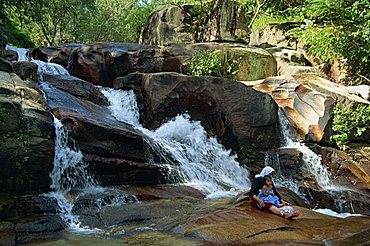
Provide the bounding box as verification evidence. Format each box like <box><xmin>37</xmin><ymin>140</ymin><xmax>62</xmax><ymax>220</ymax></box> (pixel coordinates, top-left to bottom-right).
<box><xmin>331</xmin><ymin>102</ymin><xmax>370</xmax><ymax>149</ymax></box>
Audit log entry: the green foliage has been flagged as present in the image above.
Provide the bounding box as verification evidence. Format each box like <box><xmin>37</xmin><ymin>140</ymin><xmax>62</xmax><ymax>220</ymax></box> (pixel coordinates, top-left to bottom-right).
<box><xmin>0</xmin><ymin>0</ymin><xmax>34</xmax><ymax>47</ymax></box>
<box><xmin>1</xmin><ymin>0</ymin><xmax>369</xmax><ymax>82</ymax></box>
<box><xmin>251</xmin><ymin>14</ymin><xmax>303</xmax><ymax>29</ymax></box>
<box><xmin>0</xmin><ymin>0</ymin><xmax>165</xmax><ymax>45</ymax></box>
<box><xmin>0</xmin><ymin>106</ymin><xmax>8</xmax><ymax>122</ymax></box>
<box><xmin>188</xmin><ymin>50</ymin><xmax>222</xmax><ymax>77</ymax></box>
<box><xmin>188</xmin><ymin>50</ymin><xmax>245</xmax><ymax>78</ymax></box>
<box><xmin>289</xmin><ymin>26</ymin><xmax>340</xmax><ymax>62</ymax></box>
<box><xmin>0</xmin><ymin>19</ymin><xmax>34</xmax><ymax>48</ymax></box>
<box><xmin>288</xmin><ymin>0</ymin><xmax>370</xmax><ymax>84</ymax></box>
<box><xmin>330</xmin><ymin>102</ymin><xmax>370</xmax><ymax>149</ymax></box>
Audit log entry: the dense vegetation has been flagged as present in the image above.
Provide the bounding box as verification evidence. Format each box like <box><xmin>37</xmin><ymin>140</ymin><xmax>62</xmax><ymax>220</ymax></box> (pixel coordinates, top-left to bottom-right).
<box><xmin>331</xmin><ymin>102</ymin><xmax>370</xmax><ymax>149</ymax></box>
<box><xmin>1</xmin><ymin>0</ymin><xmax>369</xmax><ymax>84</ymax></box>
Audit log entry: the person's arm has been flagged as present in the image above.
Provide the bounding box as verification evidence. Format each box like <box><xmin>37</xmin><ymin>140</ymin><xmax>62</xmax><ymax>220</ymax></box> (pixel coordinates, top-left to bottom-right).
<box><xmin>272</xmin><ymin>182</ymin><xmax>282</xmax><ymax>202</ymax></box>
<box><xmin>252</xmin><ymin>194</ymin><xmax>265</xmax><ymax>207</ymax></box>
<box><xmin>262</xmin><ymin>185</ymin><xmax>268</xmax><ymax>196</ymax></box>
<box><xmin>250</xmin><ymin>177</ymin><xmax>265</xmax><ymax>207</ymax></box>
<box><xmin>249</xmin><ymin>177</ymin><xmax>262</xmax><ymax>198</ymax></box>
<box><xmin>272</xmin><ymin>183</ymin><xmax>289</xmax><ymax>205</ymax></box>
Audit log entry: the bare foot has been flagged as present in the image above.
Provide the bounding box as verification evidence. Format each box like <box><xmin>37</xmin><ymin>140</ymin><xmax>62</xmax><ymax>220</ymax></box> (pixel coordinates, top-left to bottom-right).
<box><xmin>284</xmin><ymin>211</ymin><xmax>299</xmax><ymax>219</ymax></box>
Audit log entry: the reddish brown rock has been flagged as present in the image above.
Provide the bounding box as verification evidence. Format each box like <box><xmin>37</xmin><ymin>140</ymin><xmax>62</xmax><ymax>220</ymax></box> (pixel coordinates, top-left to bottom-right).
<box><xmin>252</xmin><ymin>76</ymin><xmax>335</xmax><ymax>142</ymax></box>
<box><xmin>114</xmin><ymin>72</ymin><xmax>279</xmax><ymax>150</ymax></box>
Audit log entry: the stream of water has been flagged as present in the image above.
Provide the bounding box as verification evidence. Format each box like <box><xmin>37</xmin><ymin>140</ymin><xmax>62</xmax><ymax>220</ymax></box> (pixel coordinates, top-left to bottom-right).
<box><xmin>19</xmin><ymin>48</ymin><xmax>251</xmax><ymax>232</ymax></box>
<box><xmin>6</xmin><ymin>45</ymin><xmax>362</xmax><ymax>234</ymax></box>
<box><xmin>272</xmin><ymin>109</ymin><xmax>363</xmax><ymax>216</ymax></box>
<box><xmin>99</xmin><ymin>87</ymin><xmax>250</xmax><ymax>199</ymax></box>
<box><xmin>277</xmin><ymin>109</ymin><xmax>331</xmax><ymax>188</ymax></box>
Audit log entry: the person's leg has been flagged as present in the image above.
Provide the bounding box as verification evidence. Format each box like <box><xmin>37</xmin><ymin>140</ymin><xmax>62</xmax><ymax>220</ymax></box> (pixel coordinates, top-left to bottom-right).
<box><xmin>269</xmin><ymin>205</ymin><xmax>299</xmax><ymax>219</ymax></box>
<box><xmin>268</xmin><ymin>205</ymin><xmax>283</xmax><ymax>216</ymax></box>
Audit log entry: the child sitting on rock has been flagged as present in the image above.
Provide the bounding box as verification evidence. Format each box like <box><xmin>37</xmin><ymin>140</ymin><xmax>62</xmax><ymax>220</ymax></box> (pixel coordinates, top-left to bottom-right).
<box><xmin>258</xmin><ymin>175</ymin><xmax>298</xmax><ymax>218</ymax></box>
<box><xmin>258</xmin><ymin>175</ymin><xmax>280</xmax><ymax>208</ymax></box>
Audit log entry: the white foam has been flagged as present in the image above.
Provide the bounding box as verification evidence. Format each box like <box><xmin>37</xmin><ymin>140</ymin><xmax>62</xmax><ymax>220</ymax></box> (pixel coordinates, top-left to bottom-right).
<box><xmin>313</xmin><ymin>208</ymin><xmax>363</xmax><ymax>218</ymax></box>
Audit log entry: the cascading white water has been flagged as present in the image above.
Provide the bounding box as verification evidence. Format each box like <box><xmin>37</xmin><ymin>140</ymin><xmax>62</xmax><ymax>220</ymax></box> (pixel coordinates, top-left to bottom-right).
<box><xmin>50</xmin><ymin>116</ymin><xmax>96</xmax><ymax>194</ymax></box>
<box><xmin>264</xmin><ymin>152</ymin><xmax>302</xmax><ymax>195</ymax></box>
<box><xmin>34</xmin><ymin>60</ymin><xmax>134</xmax><ymax>233</ymax></box>
<box><xmin>5</xmin><ymin>44</ymin><xmax>28</xmax><ymax>61</ymax></box>
<box><xmin>34</xmin><ymin>61</ymin><xmax>101</xmax><ymax>232</ymax></box>
<box><xmin>32</xmin><ymin>59</ymin><xmax>70</xmax><ymax>76</ymax></box>
<box><xmin>276</xmin><ymin>111</ymin><xmax>364</xmax><ymax>217</ymax></box>
<box><xmin>100</xmin><ymin>87</ymin><xmax>250</xmax><ymax>199</ymax></box>
<box><xmin>5</xmin><ymin>44</ymin><xmax>69</xmax><ymax>75</ymax></box>
<box><xmin>278</xmin><ymin>109</ymin><xmax>331</xmax><ymax>188</ymax></box>
<box><xmin>99</xmin><ymin>87</ymin><xmax>140</xmax><ymax>126</ymax></box>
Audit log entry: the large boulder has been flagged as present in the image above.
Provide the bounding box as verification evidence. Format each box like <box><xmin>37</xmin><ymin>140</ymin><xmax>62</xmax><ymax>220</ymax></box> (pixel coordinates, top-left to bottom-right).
<box><xmin>252</xmin><ymin>74</ymin><xmax>370</xmax><ymax>142</ymax></box>
<box><xmin>114</xmin><ymin>72</ymin><xmax>279</xmax><ymax>151</ymax></box>
<box><xmin>13</xmin><ymin>61</ymin><xmax>38</xmax><ymax>82</ymax></box>
<box><xmin>165</xmin><ymin>42</ymin><xmax>277</xmax><ymax>81</ymax></box>
<box><xmin>252</xmin><ymin>75</ymin><xmax>336</xmax><ymax>142</ymax></box>
<box><xmin>30</xmin><ymin>42</ymin><xmax>276</xmax><ymax>87</ymax></box>
<box><xmin>141</xmin><ymin>0</ymin><xmax>250</xmax><ymax>46</ymax></box>
<box><xmin>249</xmin><ymin>22</ymin><xmax>303</xmax><ymax>49</ymax></box>
<box><xmin>43</xmin><ymin>74</ymin><xmax>108</xmax><ymax>106</ymax></box>
<box><xmin>141</xmin><ymin>5</ymin><xmax>193</xmax><ymax>46</ymax></box>
<box><xmin>30</xmin><ymin>43</ymin><xmax>178</xmax><ymax>87</ymax></box>
<box><xmin>207</xmin><ymin>0</ymin><xmax>250</xmax><ymax>42</ymax></box>
<box><xmin>41</xmin><ymin>76</ymin><xmax>180</xmax><ymax>186</ymax></box>
<box><xmin>0</xmin><ymin>57</ymin><xmax>14</xmax><ymax>73</ymax></box>
<box><xmin>0</xmin><ymin>71</ymin><xmax>54</xmax><ymax>193</ymax></box>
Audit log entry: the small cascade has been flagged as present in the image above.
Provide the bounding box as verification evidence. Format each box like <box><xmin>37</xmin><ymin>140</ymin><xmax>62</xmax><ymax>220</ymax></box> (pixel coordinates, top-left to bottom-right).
<box><xmin>5</xmin><ymin>45</ymin><xmax>69</xmax><ymax>76</ymax></box>
<box><xmin>264</xmin><ymin>152</ymin><xmax>301</xmax><ymax>195</ymax></box>
<box><xmin>32</xmin><ymin>59</ymin><xmax>69</xmax><ymax>77</ymax></box>
<box><xmin>5</xmin><ymin>44</ymin><xmax>29</xmax><ymax>61</ymax></box>
<box><xmin>50</xmin><ymin>116</ymin><xmax>96</xmax><ymax>194</ymax></box>
<box><xmin>35</xmin><ymin>62</ymin><xmax>137</xmax><ymax>233</ymax></box>
<box><xmin>48</xmin><ymin>114</ymin><xmax>100</xmax><ymax>233</ymax></box>
<box><xmin>278</xmin><ymin>109</ymin><xmax>331</xmax><ymax>188</ymax></box>
<box><xmin>276</xmin><ymin>110</ymin><xmax>365</xmax><ymax>215</ymax></box>
<box><xmin>151</xmin><ymin>114</ymin><xmax>250</xmax><ymax>199</ymax></box>
<box><xmin>99</xmin><ymin>87</ymin><xmax>140</xmax><ymax>126</ymax></box>
<box><xmin>100</xmin><ymin>87</ymin><xmax>250</xmax><ymax>199</ymax></box>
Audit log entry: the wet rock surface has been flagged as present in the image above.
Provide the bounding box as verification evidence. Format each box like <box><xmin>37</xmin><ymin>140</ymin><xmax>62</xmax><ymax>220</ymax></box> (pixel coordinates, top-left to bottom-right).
<box><xmin>115</xmin><ymin>72</ymin><xmax>279</xmax><ymax>151</ymax></box>
<box><xmin>41</xmin><ymin>78</ymin><xmax>179</xmax><ymax>187</ymax></box>
<box><xmin>43</xmin><ymin>74</ymin><xmax>109</xmax><ymax>106</ymax></box>
<box><xmin>0</xmin><ymin>195</ymin><xmax>63</xmax><ymax>245</ymax></box>
<box><xmin>3</xmin><ymin>189</ymin><xmax>368</xmax><ymax>245</ymax></box>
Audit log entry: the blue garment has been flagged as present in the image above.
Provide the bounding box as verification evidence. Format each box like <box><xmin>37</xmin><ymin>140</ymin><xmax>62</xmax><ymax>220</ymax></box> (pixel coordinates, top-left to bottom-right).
<box><xmin>257</xmin><ymin>189</ymin><xmax>280</xmax><ymax>208</ymax></box>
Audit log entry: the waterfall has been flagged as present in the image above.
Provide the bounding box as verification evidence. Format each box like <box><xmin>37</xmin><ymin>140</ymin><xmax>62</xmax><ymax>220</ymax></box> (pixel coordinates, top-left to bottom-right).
<box><xmin>278</xmin><ymin>109</ymin><xmax>331</xmax><ymax>188</ymax></box>
<box><xmin>275</xmin><ymin>110</ymin><xmax>365</xmax><ymax>216</ymax></box>
<box><xmin>5</xmin><ymin>44</ymin><xmax>69</xmax><ymax>75</ymax></box>
<box><xmin>99</xmin><ymin>87</ymin><xmax>140</xmax><ymax>126</ymax></box>
<box><xmin>37</xmin><ymin>63</ymin><xmax>136</xmax><ymax>233</ymax></box>
<box><xmin>50</xmin><ymin>116</ymin><xmax>96</xmax><ymax>194</ymax></box>
<box><xmin>264</xmin><ymin>152</ymin><xmax>302</xmax><ymax>196</ymax></box>
<box><xmin>5</xmin><ymin>44</ymin><xmax>29</xmax><ymax>61</ymax></box>
<box><xmin>32</xmin><ymin>59</ymin><xmax>69</xmax><ymax>76</ymax></box>
<box><xmin>100</xmin><ymin>87</ymin><xmax>250</xmax><ymax>199</ymax></box>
